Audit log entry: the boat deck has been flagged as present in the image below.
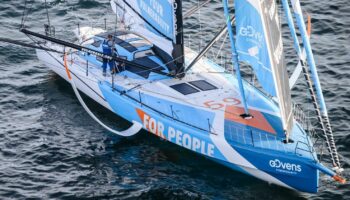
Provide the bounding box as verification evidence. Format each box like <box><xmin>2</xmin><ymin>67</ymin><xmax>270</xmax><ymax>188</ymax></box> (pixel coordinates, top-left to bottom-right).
<box><xmin>65</xmin><ymin>46</ymin><xmax>318</xmax><ymax>164</ymax></box>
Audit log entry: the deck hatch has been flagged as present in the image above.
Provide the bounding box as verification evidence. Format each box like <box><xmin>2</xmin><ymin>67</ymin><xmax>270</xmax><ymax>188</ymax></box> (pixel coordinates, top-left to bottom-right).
<box><xmin>189</xmin><ymin>80</ymin><xmax>217</xmax><ymax>91</ymax></box>
<box><xmin>170</xmin><ymin>83</ymin><xmax>200</xmax><ymax>95</ymax></box>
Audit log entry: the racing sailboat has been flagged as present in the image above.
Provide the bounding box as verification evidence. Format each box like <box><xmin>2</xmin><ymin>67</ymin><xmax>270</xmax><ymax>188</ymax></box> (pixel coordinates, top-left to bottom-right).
<box><xmin>5</xmin><ymin>0</ymin><xmax>346</xmax><ymax>193</ymax></box>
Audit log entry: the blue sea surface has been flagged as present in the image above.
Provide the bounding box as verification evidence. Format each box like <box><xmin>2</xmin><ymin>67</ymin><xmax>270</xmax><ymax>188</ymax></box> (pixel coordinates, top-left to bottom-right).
<box><xmin>0</xmin><ymin>0</ymin><xmax>349</xmax><ymax>199</ymax></box>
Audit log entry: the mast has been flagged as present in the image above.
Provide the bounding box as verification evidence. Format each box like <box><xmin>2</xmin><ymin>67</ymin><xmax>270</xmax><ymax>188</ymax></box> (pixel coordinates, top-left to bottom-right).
<box><xmin>174</xmin><ymin>0</ymin><xmax>185</xmax><ymax>76</ymax></box>
<box><xmin>222</xmin><ymin>0</ymin><xmax>250</xmax><ymax>118</ymax></box>
<box><xmin>185</xmin><ymin>17</ymin><xmax>235</xmax><ymax>73</ymax></box>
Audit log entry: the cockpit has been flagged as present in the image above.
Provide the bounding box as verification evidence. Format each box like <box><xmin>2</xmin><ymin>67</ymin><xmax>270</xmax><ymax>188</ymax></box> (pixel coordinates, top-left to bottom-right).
<box><xmin>80</xmin><ymin>31</ymin><xmax>171</xmax><ymax>78</ymax></box>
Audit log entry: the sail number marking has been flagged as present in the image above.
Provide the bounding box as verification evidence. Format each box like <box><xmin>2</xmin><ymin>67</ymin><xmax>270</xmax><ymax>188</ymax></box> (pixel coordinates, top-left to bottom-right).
<box><xmin>204</xmin><ymin>97</ymin><xmax>241</xmax><ymax>110</ymax></box>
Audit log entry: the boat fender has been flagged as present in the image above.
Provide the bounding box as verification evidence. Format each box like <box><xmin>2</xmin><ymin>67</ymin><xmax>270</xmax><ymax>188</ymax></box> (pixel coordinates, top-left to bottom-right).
<box><xmin>63</xmin><ymin>53</ymin><xmax>142</xmax><ymax>137</ymax></box>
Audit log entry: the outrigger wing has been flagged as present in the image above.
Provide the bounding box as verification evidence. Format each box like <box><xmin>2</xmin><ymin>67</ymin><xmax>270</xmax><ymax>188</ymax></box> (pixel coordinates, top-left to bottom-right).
<box><xmin>110</xmin><ymin>0</ymin><xmax>185</xmax><ymax>74</ymax></box>
<box><xmin>235</xmin><ymin>0</ymin><xmax>293</xmax><ymax>138</ymax></box>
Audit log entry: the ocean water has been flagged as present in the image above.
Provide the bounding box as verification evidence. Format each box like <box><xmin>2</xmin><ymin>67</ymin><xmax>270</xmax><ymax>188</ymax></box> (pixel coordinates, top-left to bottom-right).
<box><xmin>0</xmin><ymin>0</ymin><xmax>349</xmax><ymax>199</ymax></box>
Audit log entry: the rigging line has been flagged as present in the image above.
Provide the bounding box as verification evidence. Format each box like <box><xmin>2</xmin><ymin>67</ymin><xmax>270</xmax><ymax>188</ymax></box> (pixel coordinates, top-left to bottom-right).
<box><xmin>21</xmin><ymin>0</ymin><xmax>34</xmax><ymax>28</ymax></box>
<box><xmin>183</xmin><ymin>0</ymin><xmax>211</xmax><ymax>18</ymax></box>
<box><xmin>215</xmin><ymin>31</ymin><xmax>229</xmax><ymax>59</ymax></box>
<box><xmin>198</xmin><ymin>0</ymin><xmax>203</xmax><ymax>51</ymax></box>
<box><xmin>122</xmin><ymin>2</ymin><xmax>127</xmax><ymax>30</ymax></box>
<box><xmin>20</xmin><ymin>0</ymin><xmax>28</xmax><ymax>28</ymax></box>
<box><xmin>44</xmin><ymin>0</ymin><xmax>51</xmax><ymax>26</ymax></box>
<box><xmin>182</xmin><ymin>17</ymin><xmax>236</xmax><ymax>75</ymax></box>
<box><xmin>113</xmin><ymin>0</ymin><xmax>128</xmax><ymax>30</ymax></box>
<box><xmin>111</xmin><ymin>6</ymin><xmax>119</xmax><ymax>58</ymax></box>
<box><xmin>0</xmin><ymin>37</ymin><xmax>61</xmax><ymax>53</ymax></box>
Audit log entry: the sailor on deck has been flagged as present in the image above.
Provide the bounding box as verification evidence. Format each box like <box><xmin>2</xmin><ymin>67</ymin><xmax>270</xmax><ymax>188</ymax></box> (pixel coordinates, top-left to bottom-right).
<box><xmin>102</xmin><ymin>34</ymin><xmax>116</xmax><ymax>76</ymax></box>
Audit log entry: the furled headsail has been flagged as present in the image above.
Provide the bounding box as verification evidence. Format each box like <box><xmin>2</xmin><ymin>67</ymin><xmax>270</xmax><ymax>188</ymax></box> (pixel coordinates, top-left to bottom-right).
<box><xmin>110</xmin><ymin>0</ymin><xmax>185</xmax><ymax>74</ymax></box>
<box><xmin>235</xmin><ymin>0</ymin><xmax>293</xmax><ymax>137</ymax></box>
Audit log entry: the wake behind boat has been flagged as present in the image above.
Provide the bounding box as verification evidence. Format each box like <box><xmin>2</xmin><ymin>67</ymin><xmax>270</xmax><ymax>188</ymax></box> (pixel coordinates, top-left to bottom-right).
<box><xmin>5</xmin><ymin>0</ymin><xmax>346</xmax><ymax>193</ymax></box>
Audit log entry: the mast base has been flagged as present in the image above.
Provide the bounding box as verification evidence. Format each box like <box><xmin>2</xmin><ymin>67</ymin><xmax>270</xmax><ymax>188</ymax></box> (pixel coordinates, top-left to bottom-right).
<box><xmin>240</xmin><ymin>113</ymin><xmax>253</xmax><ymax>119</ymax></box>
<box><xmin>282</xmin><ymin>138</ymin><xmax>295</xmax><ymax>144</ymax></box>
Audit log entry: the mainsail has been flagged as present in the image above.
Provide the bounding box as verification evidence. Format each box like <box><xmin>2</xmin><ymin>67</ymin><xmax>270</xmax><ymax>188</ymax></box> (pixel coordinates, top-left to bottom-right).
<box><xmin>110</xmin><ymin>0</ymin><xmax>184</xmax><ymax>74</ymax></box>
<box><xmin>235</xmin><ymin>0</ymin><xmax>293</xmax><ymax>137</ymax></box>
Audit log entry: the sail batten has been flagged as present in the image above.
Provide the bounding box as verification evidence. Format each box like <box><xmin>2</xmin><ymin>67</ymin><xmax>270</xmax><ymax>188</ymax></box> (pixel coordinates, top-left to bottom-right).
<box><xmin>235</xmin><ymin>0</ymin><xmax>293</xmax><ymax>137</ymax></box>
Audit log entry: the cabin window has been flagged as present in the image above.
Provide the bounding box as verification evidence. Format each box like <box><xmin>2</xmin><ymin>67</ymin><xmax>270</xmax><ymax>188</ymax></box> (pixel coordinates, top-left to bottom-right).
<box><xmin>170</xmin><ymin>83</ymin><xmax>200</xmax><ymax>95</ymax></box>
<box><xmin>129</xmin><ymin>39</ymin><xmax>151</xmax><ymax>46</ymax></box>
<box><xmin>134</xmin><ymin>49</ymin><xmax>155</xmax><ymax>59</ymax></box>
<box><xmin>189</xmin><ymin>80</ymin><xmax>217</xmax><ymax>91</ymax></box>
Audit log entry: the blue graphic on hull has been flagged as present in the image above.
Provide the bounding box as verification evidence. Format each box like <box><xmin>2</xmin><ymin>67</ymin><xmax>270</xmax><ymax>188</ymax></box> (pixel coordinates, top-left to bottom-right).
<box><xmin>224</xmin><ymin>118</ymin><xmax>320</xmax><ymax>193</ymax></box>
<box><xmin>233</xmin><ymin>144</ymin><xmax>319</xmax><ymax>193</ymax></box>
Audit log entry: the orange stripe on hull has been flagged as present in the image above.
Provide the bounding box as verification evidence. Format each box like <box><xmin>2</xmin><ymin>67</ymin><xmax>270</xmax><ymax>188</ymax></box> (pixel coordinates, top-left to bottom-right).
<box><xmin>225</xmin><ymin>105</ymin><xmax>276</xmax><ymax>134</ymax></box>
<box><xmin>136</xmin><ymin>108</ymin><xmax>146</xmax><ymax>123</ymax></box>
<box><xmin>63</xmin><ymin>54</ymin><xmax>72</xmax><ymax>80</ymax></box>
<box><xmin>136</xmin><ymin>108</ymin><xmax>166</xmax><ymax>139</ymax></box>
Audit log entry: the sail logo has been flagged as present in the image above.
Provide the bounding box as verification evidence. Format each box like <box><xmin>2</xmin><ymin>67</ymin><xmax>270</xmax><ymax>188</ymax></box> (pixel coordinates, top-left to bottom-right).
<box><xmin>173</xmin><ymin>1</ymin><xmax>178</xmax><ymax>36</ymax></box>
<box><xmin>140</xmin><ymin>0</ymin><xmax>171</xmax><ymax>35</ymax></box>
<box><xmin>269</xmin><ymin>159</ymin><xmax>302</xmax><ymax>173</ymax></box>
<box><xmin>248</xmin><ymin>46</ymin><xmax>259</xmax><ymax>57</ymax></box>
<box><xmin>239</xmin><ymin>26</ymin><xmax>263</xmax><ymax>44</ymax></box>
<box><xmin>149</xmin><ymin>0</ymin><xmax>164</xmax><ymax>16</ymax></box>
